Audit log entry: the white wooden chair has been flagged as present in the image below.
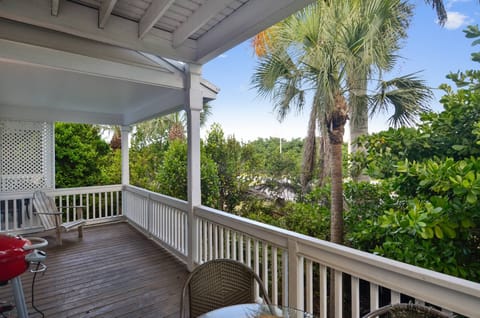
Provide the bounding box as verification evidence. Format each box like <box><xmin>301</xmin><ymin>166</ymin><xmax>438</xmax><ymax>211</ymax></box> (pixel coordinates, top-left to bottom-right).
<box><xmin>32</xmin><ymin>190</ymin><xmax>86</xmax><ymax>246</ymax></box>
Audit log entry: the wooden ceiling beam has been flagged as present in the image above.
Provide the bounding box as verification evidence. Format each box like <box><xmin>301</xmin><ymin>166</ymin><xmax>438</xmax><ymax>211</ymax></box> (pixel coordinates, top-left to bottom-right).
<box><xmin>0</xmin><ymin>38</ymin><xmax>185</xmax><ymax>89</ymax></box>
<box><xmin>99</xmin><ymin>0</ymin><xmax>118</xmax><ymax>28</ymax></box>
<box><xmin>172</xmin><ymin>0</ymin><xmax>230</xmax><ymax>48</ymax></box>
<box><xmin>196</xmin><ymin>0</ymin><xmax>315</xmax><ymax>63</ymax></box>
<box><xmin>0</xmin><ymin>0</ymin><xmax>197</xmax><ymax>62</ymax></box>
<box><xmin>139</xmin><ymin>0</ymin><xmax>175</xmax><ymax>39</ymax></box>
<box><xmin>51</xmin><ymin>0</ymin><xmax>59</xmax><ymax>16</ymax></box>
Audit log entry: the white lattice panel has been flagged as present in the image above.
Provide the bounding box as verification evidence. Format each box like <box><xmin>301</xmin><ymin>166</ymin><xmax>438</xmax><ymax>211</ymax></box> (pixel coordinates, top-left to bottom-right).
<box><xmin>0</xmin><ymin>121</ymin><xmax>54</xmax><ymax>192</ymax></box>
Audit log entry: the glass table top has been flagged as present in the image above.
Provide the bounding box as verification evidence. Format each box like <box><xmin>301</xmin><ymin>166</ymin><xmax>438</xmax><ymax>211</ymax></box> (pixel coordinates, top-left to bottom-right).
<box><xmin>198</xmin><ymin>303</ymin><xmax>317</xmax><ymax>318</ymax></box>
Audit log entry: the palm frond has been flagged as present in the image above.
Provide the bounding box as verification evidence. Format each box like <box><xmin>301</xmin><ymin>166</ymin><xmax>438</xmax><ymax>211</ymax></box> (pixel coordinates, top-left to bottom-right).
<box><xmin>424</xmin><ymin>0</ymin><xmax>447</xmax><ymax>25</ymax></box>
<box><xmin>252</xmin><ymin>51</ymin><xmax>306</xmax><ymax>121</ymax></box>
<box><xmin>369</xmin><ymin>73</ymin><xmax>433</xmax><ymax>127</ymax></box>
<box><xmin>200</xmin><ymin>103</ymin><xmax>212</xmax><ymax>126</ymax></box>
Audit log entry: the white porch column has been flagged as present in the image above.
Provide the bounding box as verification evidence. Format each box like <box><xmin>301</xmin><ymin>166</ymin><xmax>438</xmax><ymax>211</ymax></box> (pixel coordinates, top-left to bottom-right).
<box><xmin>186</xmin><ymin>63</ymin><xmax>203</xmax><ymax>271</ymax></box>
<box><xmin>121</xmin><ymin>125</ymin><xmax>131</xmax><ymax>185</ymax></box>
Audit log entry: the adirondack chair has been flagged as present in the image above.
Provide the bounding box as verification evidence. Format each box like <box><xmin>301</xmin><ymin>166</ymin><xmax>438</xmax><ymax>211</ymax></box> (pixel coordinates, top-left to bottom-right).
<box><xmin>32</xmin><ymin>190</ymin><xmax>86</xmax><ymax>246</ymax></box>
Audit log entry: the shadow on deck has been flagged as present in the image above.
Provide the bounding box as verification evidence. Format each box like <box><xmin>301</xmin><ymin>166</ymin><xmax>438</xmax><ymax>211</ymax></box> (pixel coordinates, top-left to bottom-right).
<box><xmin>0</xmin><ymin>222</ymin><xmax>189</xmax><ymax>317</ymax></box>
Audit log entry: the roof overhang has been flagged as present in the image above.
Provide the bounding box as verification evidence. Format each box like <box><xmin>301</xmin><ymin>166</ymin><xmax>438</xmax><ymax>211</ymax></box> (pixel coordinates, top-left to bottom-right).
<box><xmin>0</xmin><ymin>0</ymin><xmax>314</xmax><ymax>126</ymax></box>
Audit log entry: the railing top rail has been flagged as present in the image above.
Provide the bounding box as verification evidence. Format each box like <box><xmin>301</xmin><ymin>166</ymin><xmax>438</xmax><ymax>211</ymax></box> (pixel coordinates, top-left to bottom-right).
<box><xmin>195</xmin><ymin>205</ymin><xmax>480</xmax><ymax>312</ymax></box>
<box><xmin>52</xmin><ymin>185</ymin><xmax>123</xmax><ymax>195</ymax></box>
<box><xmin>0</xmin><ymin>191</ymin><xmax>35</xmax><ymax>199</ymax></box>
<box><xmin>0</xmin><ymin>185</ymin><xmax>123</xmax><ymax>199</ymax></box>
<box><xmin>123</xmin><ymin>185</ymin><xmax>188</xmax><ymax>211</ymax></box>
<box><xmin>195</xmin><ymin>205</ymin><xmax>291</xmax><ymax>248</ymax></box>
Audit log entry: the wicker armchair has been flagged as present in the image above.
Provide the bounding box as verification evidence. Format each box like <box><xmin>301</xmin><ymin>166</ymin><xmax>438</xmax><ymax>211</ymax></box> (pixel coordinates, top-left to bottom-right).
<box><xmin>362</xmin><ymin>303</ymin><xmax>450</xmax><ymax>318</ymax></box>
<box><xmin>180</xmin><ymin>259</ymin><xmax>273</xmax><ymax>318</ymax></box>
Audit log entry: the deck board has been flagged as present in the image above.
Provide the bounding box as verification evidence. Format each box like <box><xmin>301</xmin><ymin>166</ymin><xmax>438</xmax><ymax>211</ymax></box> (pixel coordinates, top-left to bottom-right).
<box><xmin>0</xmin><ymin>222</ymin><xmax>188</xmax><ymax>317</ymax></box>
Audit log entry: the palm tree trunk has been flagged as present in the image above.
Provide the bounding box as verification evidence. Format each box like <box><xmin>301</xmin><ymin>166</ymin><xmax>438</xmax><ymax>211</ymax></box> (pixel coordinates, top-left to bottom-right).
<box><xmin>328</xmin><ymin>94</ymin><xmax>348</xmax><ymax>244</ymax></box>
<box><xmin>301</xmin><ymin>106</ymin><xmax>317</xmax><ymax>192</ymax></box>
<box><xmin>348</xmin><ymin>78</ymin><xmax>368</xmax><ymax>153</ymax></box>
<box><xmin>330</xmin><ymin>140</ymin><xmax>344</xmax><ymax>244</ymax></box>
<box><xmin>318</xmin><ymin>126</ymin><xmax>330</xmax><ymax>187</ymax></box>
<box><xmin>348</xmin><ymin>77</ymin><xmax>370</xmax><ymax>182</ymax></box>
<box><xmin>327</xmin><ymin>94</ymin><xmax>348</xmax><ymax>318</ymax></box>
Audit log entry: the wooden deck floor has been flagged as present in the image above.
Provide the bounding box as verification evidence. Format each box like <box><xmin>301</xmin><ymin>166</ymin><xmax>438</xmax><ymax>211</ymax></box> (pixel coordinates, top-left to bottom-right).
<box><xmin>0</xmin><ymin>222</ymin><xmax>189</xmax><ymax>318</ymax></box>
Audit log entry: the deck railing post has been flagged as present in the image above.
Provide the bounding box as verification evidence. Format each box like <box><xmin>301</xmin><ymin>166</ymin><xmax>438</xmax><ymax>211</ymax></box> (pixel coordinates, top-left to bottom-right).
<box><xmin>186</xmin><ymin>63</ymin><xmax>203</xmax><ymax>271</ymax></box>
<box><xmin>147</xmin><ymin>193</ymin><xmax>153</xmax><ymax>239</ymax></box>
<box><xmin>287</xmin><ymin>238</ymin><xmax>302</xmax><ymax>309</ymax></box>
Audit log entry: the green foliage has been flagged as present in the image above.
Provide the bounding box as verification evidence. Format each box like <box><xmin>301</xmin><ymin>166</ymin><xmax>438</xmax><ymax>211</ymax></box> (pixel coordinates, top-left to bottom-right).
<box><xmin>346</xmin><ymin>172</ymin><xmax>480</xmax><ymax>281</ymax></box>
<box><xmin>421</xmin><ymin>88</ymin><xmax>480</xmax><ymax>160</ymax></box>
<box><xmin>344</xmin><ymin>181</ymin><xmax>400</xmax><ymax>249</ymax></box>
<box><xmin>241</xmin><ymin>199</ymin><xmax>285</xmax><ymax>228</ymax></box>
<box><xmin>352</xmin><ymin>63</ymin><xmax>480</xmax><ymax>179</ymax></box>
<box><xmin>243</xmin><ymin>186</ymin><xmax>331</xmax><ymax>240</ymax></box>
<box><xmin>131</xmin><ymin>119</ymin><xmax>169</xmax><ymax>150</ymax></box>
<box><xmin>282</xmin><ymin>186</ymin><xmax>330</xmax><ymax>239</ymax></box>
<box><xmin>155</xmin><ymin>142</ymin><xmax>185</xmax><ymax>198</ymax></box>
<box><xmin>157</xmin><ymin>140</ymin><xmax>220</xmax><ymax>207</ymax></box>
<box><xmin>345</xmin><ymin>27</ymin><xmax>480</xmax><ymax>281</ymax></box>
<box><xmin>372</xmin><ymin>195</ymin><xmax>479</xmax><ymax>280</ymax></box>
<box><xmin>242</xmin><ymin>137</ymin><xmax>303</xmax><ymax>178</ymax></box>
<box><xmin>55</xmin><ymin>123</ymin><xmax>111</xmax><ymax>188</ymax></box>
<box><xmin>350</xmin><ymin>127</ymin><xmax>431</xmax><ymax>179</ymax></box>
<box><xmin>130</xmin><ymin>143</ymin><xmax>166</xmax><ymax>191</ymax></box>
<box><xmin>100</xmin><ymin>150</ymin><xmax>121</xmax><ymax>185</ymax></box>
<box><xmin>204</xmin><ymin>124</ymin><xmax>245</xmax><ymax>211</ymax></box>
<box><xmin>128</xmin><ymin>122</ymin><xmax>305</xmax><ymax>211</ymax></box>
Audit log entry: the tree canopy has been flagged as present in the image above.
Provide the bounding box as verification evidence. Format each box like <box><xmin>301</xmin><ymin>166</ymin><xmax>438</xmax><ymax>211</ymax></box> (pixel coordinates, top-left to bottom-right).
<box><xmin>55</xmin><ymin>123</ymin><xmax>111</xmax><ymax>188</ymax></box>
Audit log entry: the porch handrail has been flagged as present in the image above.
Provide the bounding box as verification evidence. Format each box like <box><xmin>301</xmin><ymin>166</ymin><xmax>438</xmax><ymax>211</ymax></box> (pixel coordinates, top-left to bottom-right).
<box><xmin>51</xmin><ymin>185</ymin><xmax>122</xmax><ymax>195</ymax></box>
<box><xmin>119</xmin><ymin>186</ymin><xmax>480</xmax><ymax>318</ymax></box>
<box><xmin>0</xmin><ymin>185</ymin><xmax>123</xmax><ymax>234</ymax></box>
<box><xmin>123</xmin><ymin>185</ymin><xmax>187</xmax><ymax>211</ymax></box>
<box><xmin>123</xmin><ymin>185</ymin><xmax>189</xmax><ymax>263</ymax></box>
<box><xmin>194</xmin><ymin>205</ymin><xmax>480</xmax><ymax>318</ymax></box>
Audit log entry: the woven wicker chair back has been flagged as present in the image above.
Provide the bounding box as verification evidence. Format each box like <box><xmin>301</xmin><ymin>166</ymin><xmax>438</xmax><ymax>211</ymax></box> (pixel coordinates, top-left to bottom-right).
<box><xmin>362</xmin><ymin>303</ymin><xmax>450</xmax><ymax>318</ymax></box>
<box><xmin>181</xmin><ymin>259</ymin><xmax>272</xmax><ymax>318</ymax></box>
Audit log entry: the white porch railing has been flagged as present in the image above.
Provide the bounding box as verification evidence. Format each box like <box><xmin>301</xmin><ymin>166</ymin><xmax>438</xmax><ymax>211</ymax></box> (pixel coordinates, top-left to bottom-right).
<box><xmin>3</xmin><ymin>185</ymin><xmax>479</xmax><ymax>317</ymax></box>
<box><xmin>123</xmin><ymin>185</ymin><xmax>188</xmax><ymax>263</ymax></box>
<box><xmin>122</xmin><ymin>186</ymin><xmax>480</xmax><ymax>318</ymax></box>
<box><xmin>0</xmin><ymin>185</ymin><xmax>123</xmax><ymax>234</ymax></box>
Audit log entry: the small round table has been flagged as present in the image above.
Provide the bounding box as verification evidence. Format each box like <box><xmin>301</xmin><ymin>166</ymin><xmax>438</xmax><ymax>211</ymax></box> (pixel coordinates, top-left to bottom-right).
<box><xmin>198</xmin><ymin>303</ymin><xmax>316</xmax><ymax>318</ymax></box>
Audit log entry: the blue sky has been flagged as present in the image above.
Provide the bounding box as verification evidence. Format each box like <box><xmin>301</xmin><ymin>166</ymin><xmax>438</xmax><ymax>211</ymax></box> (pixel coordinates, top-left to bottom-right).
<box><xmin>201</xmin><ymin>0</ymin><xmax>480</xmax><ymax>141</ymax></box>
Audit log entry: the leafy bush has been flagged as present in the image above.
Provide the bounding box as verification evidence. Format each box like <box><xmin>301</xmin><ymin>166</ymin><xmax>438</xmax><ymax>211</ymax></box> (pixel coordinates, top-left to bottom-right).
<box><xmin>157</xmin><ymin>140</ymin><xmax>220</xmax><ymax>207</ymax></box>
<box><xmin>283</xmin><ymin>186</ymin><xmax>331</xmax><ymax>239</ymax></box>
<box><xmin>241</xmin><ymin>186</ymin><xmax>330</xmax><ymax>240</ymax></box>
<box><xmin>55</xmin><ymin>123</ymin><xmax>110</xmax><ymax>188</ymax></box>
<box><xmin>345</xmin><ymin>27</ymin><xmax>480</xmax><ymax>281</ymax></box>
<box><xmin>344</xmin><ymin>181</ymin><xmax>400</xmax><ymax>249</ymax></box>
<box><xmin>345</xmin><ymin>157</ymin><xmax>480</xmax><ymax>281</ymax></box>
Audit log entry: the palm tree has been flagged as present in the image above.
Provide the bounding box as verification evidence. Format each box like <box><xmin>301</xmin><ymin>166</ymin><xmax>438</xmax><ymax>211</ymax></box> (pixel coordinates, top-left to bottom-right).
<box><xmin>252</xmin><ymin>0</ymin><xmax>432</xmax><ymax>244</ymax></box>
<box><xmin>253</xmin><ymin>2</ymin><xmax>432</xmax><ymax>316</ymax></box>
<box><xmin>345</xmin><ymin>0</ymin><xmax>412</xmax><ymax>152</ymax></box>
<box><xmin>131</xmin><ymin>103</ymin><xmax>212</xmax><ymax>148</ymax></box>
<box><xmin>254</xmin><ymin>0</ymin><xmax>440</xmax><ymax>179</ymax></box>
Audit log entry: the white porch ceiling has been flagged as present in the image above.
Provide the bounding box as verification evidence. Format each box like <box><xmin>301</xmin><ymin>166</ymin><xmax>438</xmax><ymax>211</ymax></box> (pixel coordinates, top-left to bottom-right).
<box><xmin>0</xmin><ymin>0</ymin><xmax>314</xmax><ymax>126</ymax></box>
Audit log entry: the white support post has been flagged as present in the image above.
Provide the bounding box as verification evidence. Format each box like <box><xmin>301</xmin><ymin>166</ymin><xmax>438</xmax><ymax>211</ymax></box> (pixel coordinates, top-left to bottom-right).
<box><xmin>121</xmin><ymin>126</ymin><xmax>131</xmax><ymax>185</ymax></box>
<box><xmin>288</xmin><ymin>238</ymin><xmax>302</xmax><ymax>309</ymax></box>
<box><xmin>186</xmin><ymin>63</ymin><xmax>203</xmax><ymax>271</ymax></box>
